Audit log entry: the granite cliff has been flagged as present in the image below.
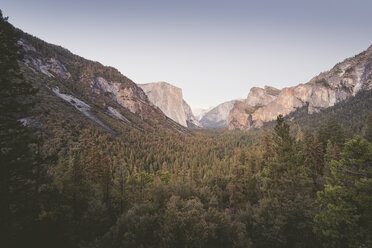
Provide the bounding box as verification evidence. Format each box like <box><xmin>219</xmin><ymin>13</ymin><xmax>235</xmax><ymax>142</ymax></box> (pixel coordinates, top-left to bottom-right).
<box><xmin>228</xmin><ymin>45</ymin><xmax>372</xmax><ymax>130</ymax></box>
<box><xmin>228</xmin><ymin>86</ymin><xmax>280</xmax><ymax>130</ymax></box>
<box><xmin>183</xmin><ymin>100</ymin><xmax>200</xmax><ymax>128</ymax></box>
<box><xmin>138</xmin><ymin>82</ymin><xmax>199</xmax><ymax>128</ymax></box>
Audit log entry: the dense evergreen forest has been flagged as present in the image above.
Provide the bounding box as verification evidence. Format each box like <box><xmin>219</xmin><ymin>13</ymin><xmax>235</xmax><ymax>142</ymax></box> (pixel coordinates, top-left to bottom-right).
<box><xmin>1</xmin><ymin>11</ymin><xmax>372</xmax><ymax>248</ymax></box>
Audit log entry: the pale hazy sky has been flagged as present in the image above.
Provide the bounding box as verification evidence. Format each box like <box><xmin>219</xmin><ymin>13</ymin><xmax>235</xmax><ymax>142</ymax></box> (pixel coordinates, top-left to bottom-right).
<box><xmin>2</xmin><ymin>0</ymin><xmax>372</xmax><ymax>108</ymax></box>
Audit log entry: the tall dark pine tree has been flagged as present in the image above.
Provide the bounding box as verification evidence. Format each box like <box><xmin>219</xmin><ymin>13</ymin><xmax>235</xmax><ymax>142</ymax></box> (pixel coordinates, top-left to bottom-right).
<box><xmin>0</xmin><ymin>10</ymin><xmax>38</xmax><ymax>247</ymax></box>
<box><xmin>272</xmin><ymin>115</ymin><xmax>295</xmax><ymax>161</ymax></box>
<box><xmin>256</xmin><ymin>115</ymin><xmax>317</xmax><ymax>248</ymax></box>
<box><xmin>314</xmin><ymin>136</ymin><xmax>372</xmax><ymax>248</ymax></box>
<box><xmin>302</xmin><ymin>129</ymin><xmax>324</xmax><ymax>187</ymax></box>
<box><xmin>260</xmin><ymin>131</ymin><xmax>274</xmax><ymax>168</ymax></box>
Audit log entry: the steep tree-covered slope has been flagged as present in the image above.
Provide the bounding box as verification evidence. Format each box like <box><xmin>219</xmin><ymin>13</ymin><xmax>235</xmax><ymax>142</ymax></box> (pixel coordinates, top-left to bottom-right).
<box><xmin>17</xmin><ymin>30</ymin><xmax>190</xmax><ymax>137</ymax></box>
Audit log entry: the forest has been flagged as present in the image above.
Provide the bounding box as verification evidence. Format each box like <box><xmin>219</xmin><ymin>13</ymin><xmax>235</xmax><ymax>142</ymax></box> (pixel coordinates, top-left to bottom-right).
<box><xmin>1</xmin><ymin>10</ymin><xmax>372</xmax><ymax>248</ymax></box>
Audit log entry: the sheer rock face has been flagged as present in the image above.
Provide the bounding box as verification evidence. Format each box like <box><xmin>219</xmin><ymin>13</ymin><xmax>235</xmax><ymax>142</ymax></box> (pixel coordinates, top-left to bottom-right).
<box><xmin>228</xmin><ymin>86</ymin><xmax>280</xmax><ymax>130</ymax></box>
<box><xmin>200</xmin><ymin>100</ymin><xmax>237</xmax><ymax>128</ymax></box>
<box><xmin>138</xmin><ymin>82</ymin><xmax>199</xmax><ymax>128</ymax></box>
<box><xmin>228</xmin><ymin>44</ymin><xmax>372</xmax><ymax>130</ymax></box>
<box><xmin>245</xmin><ymin>86</ymin><xmax>281</xmax><ymax>106</ymax></box>
<box><xmin>183</xmin><ymin>100</ymin><xmax>200</xmax><ymax>128</ymax></box>
<box><xmin>92</xmin><ymin>76</ymin><xmax>148</xmax><ymax>114</ymax></box>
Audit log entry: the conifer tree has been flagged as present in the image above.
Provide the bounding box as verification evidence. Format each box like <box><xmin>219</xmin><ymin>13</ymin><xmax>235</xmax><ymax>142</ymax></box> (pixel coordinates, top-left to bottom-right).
<box><xmin>0</xmin><ymin>10</ymin><xmax>40</xmax><ymax>247</ymax></box>
<box><xmin>256</xmin><ymin>115</ymin><xmax>317</xmax><ymax>247</ymax></box>
<box><xmin>272</xmin><ymin>115</ymin><xmax>295</xmax><ymax>160</ymax></box>
<box><xmin>302</xmin><ymin>129</ymin><xmax>325</xmax><ymax>186</ymax></box>
<box><xmin>314</xmin><ymin>136</ymin><xmax>372</xmax><ymax>248</ymax></box>
<box><xmin>317</xmin><ymin>117</ymin><xmax>345</xmax><ymax>150</ymax></box>
<box><xmin>260</xmin><ymin>131</ymin><xmax>274</xmax><ymax>169</ymax></box>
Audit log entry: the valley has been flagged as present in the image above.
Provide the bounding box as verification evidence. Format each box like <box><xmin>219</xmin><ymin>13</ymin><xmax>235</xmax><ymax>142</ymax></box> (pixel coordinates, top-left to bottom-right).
<box><xmin>1</xmin><ymin>8</ymin><xmax>372</xmax><ymax>248</ymax></box>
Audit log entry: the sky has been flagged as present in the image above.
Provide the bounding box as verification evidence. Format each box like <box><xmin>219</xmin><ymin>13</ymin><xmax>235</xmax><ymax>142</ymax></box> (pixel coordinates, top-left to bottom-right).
<box><xmin>2</xmin><ymin>0</ymin><xmax>372</xmax><ymax>109</ymax></box>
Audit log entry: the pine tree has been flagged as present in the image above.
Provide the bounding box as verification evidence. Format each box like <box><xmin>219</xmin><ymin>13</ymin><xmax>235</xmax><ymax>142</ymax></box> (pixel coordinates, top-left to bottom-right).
<box><xmin>317</xmin><ymin>117</ymin><xmax>345</xmax><ymax>150</ymax></box>
<box><xmin>0</xmin><ymin>10</ymin><xmax>39</xmax><ymax>247</ymax></box>
<box><xmin>256</xmin><ymin>115</ymin><xmax>317</xmax><ymax>247</ymax></box>
<box><xmin>314</xmin><ymin>136</ymin><xmax>372</xmax><ymax>247</ymax></box>
<box><xmin>272</xmin><ymin>115</ymin><xmax>294</xmax><ymax>157</ymax></box>
<box><xmin>302</xmin><ymin>129</ymin><xmax>325</xmax><ymax>186</ymax></box>
<box><xmin>260</xmin><ymin>131</ymin><xmax>274</xmax><ymax>169</ymax></box>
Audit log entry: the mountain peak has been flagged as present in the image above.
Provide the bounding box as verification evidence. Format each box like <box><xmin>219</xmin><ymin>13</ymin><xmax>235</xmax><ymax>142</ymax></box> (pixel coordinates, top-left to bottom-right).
<box><xmin>228</xmin><ymin>43</ymin><xmax>372</xmax><ymax>130</ymax></box>
<box><xmin>138</xmin><ymin>82</ymin><xmax>199</xmax><ymax>128</ymax></box>
<box><xmin>141</xmin><ymin>81</ymin><xmax>181</xmax><ymax>90</ymax></box>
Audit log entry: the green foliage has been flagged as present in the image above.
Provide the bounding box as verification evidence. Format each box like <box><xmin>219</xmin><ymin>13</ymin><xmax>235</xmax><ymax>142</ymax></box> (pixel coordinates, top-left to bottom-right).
<box><xmin>272</xmin><ymin>115</ymin><xmax>295</xmax><ymax>160</ymax></box>
<box><xmin>2</xmin><ymin>9</ymin><xmax>372</xmax><ymax>248</ymax></box>
<box><xmin>301</xmin><ymin>129</ymin><xmax>325</xmax><ymax>188</ymax></box>
<box><xmin>0</xmin><ymin>10</ymin><xmax>47</xmax><ymax>248</ymax></box>
<box><xmin>317</xmin><ymin>117</ymin><xmax>346</xmax><ymax>150</ymax></box>
<box><xmin>283</xmin><ymin>90</ymin><xmax>372</xmax><ymax>138</ymax></box>
<box><xmin>365</xmin><ymin>114</ymin><xmax>372</xmax><ymax>143</ymax></box>
<box><xmin>314</xmin><ymin>136</ymin><xmax>372</xmax><ymax>247</ymax></box>
<box><xmin>254</xmin><ymin>116</ymin><xmax>317</xmax><ymax>248</ymax></box>
<box><xmin>95</xmin><ymin>183</ymin><xmax>251</xmax><ymax>248</ymax></box>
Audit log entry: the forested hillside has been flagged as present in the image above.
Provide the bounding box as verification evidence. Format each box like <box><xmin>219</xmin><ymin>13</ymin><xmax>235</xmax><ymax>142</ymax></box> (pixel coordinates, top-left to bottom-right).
<box><xmin>1</xmin><ymin>10</ymin><xmax>371</xmax><ymax>248</ymax></box>
<box><xmin>284</xmin><ymin>89</ymin><xmax>372</xmax><ymax>135</ymax></box>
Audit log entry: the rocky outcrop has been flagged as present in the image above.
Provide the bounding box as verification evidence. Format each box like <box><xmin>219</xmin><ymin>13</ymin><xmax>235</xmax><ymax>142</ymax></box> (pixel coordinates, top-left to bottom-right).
<box><xmin>25</xmin><ymin>57</ymin><xmax>72</xmax><ymax>79</ymax></box>
<box><xmin>91</xmin><ymin>76</ymin><xmax>149</xmax><ymax>114</ymax></box>
<box><xmin>228</xmin><ymin>44</ymin><xmax>372</xmax><ymax>130</ymax></box>
<box><xmin>19</xmin><ymin>117</ymin><xmax>43</xmax><ymax>129</ymax></box>
<box><xmin>200</xmin><ymin>100</ymin><xmax>237</xmax><ymax>128</ymax></box>
<box><xmin>107</xmin><ymin>106</ymin><xmax>130</xmax><ymax>124</ymax></box>
<box><xmin>245</xmin><ymin>86</ymin><xmax>281</xmax><ymax>106</ymax></box>
<box><xmin>138</xmin><ymin>82</ymin><xmax>199</xmax><ymax>128</ymax></box>
<box><xmin>52</xmin><ymin>87</ymin><xmax>115</xmax><ymax>134</ymax></box>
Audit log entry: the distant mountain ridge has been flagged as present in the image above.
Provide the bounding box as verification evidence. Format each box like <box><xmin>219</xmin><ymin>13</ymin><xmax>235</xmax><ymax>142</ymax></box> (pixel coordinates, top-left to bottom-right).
<box><xmin>16</xmin><ymin>30</ymin><xmax>190</xmax><ymax>135</ymax></box>
<box><xmin>192</xmin><ymin>107</ymin><xmax>214</xmax><ymax>121</ymax></box>
<box><xmin>228</xmin><ymin>44</ymin><xmax>372</xmax><ymax>130</ymax></box>
<box><xmin>15</xmin><ymin>24</ymin><xmax>372</xmax><ymax>133</ymax></box>
<box><xmin>200</xmin><ymin>100</ymin><xmax>237</xmax><ymax>128</ymax></box>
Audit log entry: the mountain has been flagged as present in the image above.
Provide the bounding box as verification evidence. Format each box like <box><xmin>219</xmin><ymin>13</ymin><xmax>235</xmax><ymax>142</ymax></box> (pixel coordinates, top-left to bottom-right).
<box><xmin>200</xmin><ymin>100</ymin><xmax>237</xmax><ymax>128</ymax></box>
<box><xmin>183</xmin><ymin>100</ymin><xmax>201</xmax><ymax>128</ymax></box>
<box><xmin>192</xmin><ymin>106</ymin><xmax>214</xmax><ymax>121</ymax></box>
<box><xmin>16</xmin><ymin>30</ymin><xmax>190</xmax><ymax>140</ymax></box>
<box><xmin>228</xmin><ymin>86</ymin><xmax>281</xmax><ymax>130</ymax></box>
<box><xmin>285</xmin><ymin>89</ymin><xmax>372</xmax><ymax>136</ymax></box>
<box><xmin>4</xmin><ymin>12</ymin><xmax>372</xmax><ymax>248</ymax></box>
<box><xmin>9</xmin><ymin>19</ymin><xmax>372</xmax><ymax>136</ymax></box>
<box><xmin>138</xmin><ymin>82</ymin><xmax>200</xmax><ymax>128</ymax></box>
<box><xmin>228</xmin><ymin>45</ymin><xmax>372</xmax><ymax>130</ymax></box>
